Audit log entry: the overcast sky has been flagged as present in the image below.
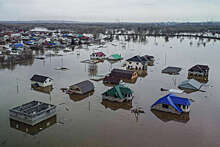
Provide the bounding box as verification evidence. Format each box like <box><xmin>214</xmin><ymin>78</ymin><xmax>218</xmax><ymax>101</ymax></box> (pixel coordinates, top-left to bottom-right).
<box><xmin>0</xmin><ymin>0</ymin><xmax>219</xmax><ymax>22</ymax></box>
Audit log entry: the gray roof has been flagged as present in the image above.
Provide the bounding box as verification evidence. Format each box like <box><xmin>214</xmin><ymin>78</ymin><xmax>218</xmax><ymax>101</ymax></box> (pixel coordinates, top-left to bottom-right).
<box><xmin>162</xmin><ymin>66</ymin><xmax>182</xmax><ymax>74</ymax></box>
<box><xmin>30</xmin><ymin>75</ymin><xmax>52</xmax><ymax>83</ymax></box>
<box><xmin>71</xmin><ymin>80</ymin><xmax>94</xmax><ymax>94</ymax></box>
<box><xmin>178</xmin><ymin>79</ymin><xmax>202</xmax><ymax>90</ymax></box>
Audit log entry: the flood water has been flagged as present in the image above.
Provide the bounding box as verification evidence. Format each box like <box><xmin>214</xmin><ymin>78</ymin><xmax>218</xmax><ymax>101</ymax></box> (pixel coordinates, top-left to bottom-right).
<box><xmin>1</xmin><ymin>36</ymin><xmax>220</xmax><ymax>147</ymax></box>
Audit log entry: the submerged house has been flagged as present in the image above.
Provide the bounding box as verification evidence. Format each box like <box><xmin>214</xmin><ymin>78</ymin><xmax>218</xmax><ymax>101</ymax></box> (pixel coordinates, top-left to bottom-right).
<box><xmin>188</xmin><ymin>64</ymin><xmax>209</xmax><ymax>82</ymax></box>
<box><xmin>162</xmin><ymin>66</ymin><xmax>182</xmax><ymax>75</ymax></box>
<box><xmin>142</xmin><ymin>55</ymin><xmax>155</xmax><ymax>65</ymax></box>
<box><xmin>125</xmin><ymin>55</ymin><xmax>148</xmax><ymax>70</ymax></box>
<box><xmin>30</xmin><ymin>75</ymin><xmax>53</xmax><ymax>87</ymax></box>
<box><xmin>103</xmin><ymin>75</ymin><xmax>121</xmax><ymax>85</ymax></box>
<box><xmin>151</xmin><ymin>94</ymin><xmax>191</xmax><ymax>114</ymax></box>
<box><xmin>90</xmin><ymin>52</ymin><xmax>106</xmax><ymax>60</ymax></box>
<box><xmin>178</xmin><ymin>79</ymin><xmax>202</xmax><ymax>91</ymax></box>
<box><xmin>107</xmin><ymin>54</ymin><xmax>123</xmax><ymax>61</ymax></box>
<box><xmin>102</xmin><ymin>84</ymin><xmax>133</xmax><ymax>102</ymax></box>
<box><xmin>9</xmin><ymin>101</ymin><xmax>56</xmax><ymax>126</ymax></box>
<box><xmin>110</xmin><ymin>69</ymin><xmax>138</xmax><ymax>80</ymax></box>
<box><xmin>10</xmin><ymin>115</ymin><xmax>57</xmax><ymax>135</ymax></box>
<box><xmin>67</xmin><ymin>80</ymin><xmax>94</xmax><ymax>95</ymax></box>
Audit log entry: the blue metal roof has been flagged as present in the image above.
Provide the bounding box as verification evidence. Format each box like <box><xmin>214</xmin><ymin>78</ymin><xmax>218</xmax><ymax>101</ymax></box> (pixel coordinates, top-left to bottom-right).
<box><xmin>151</xmin><ymin>94</ymin><xmax>190</xmax><ymax>113</ymax></box>
<box><xmin>13</xmin><ymin>43</ymin><xmax>23</xmax><ymax>48</ymax></box>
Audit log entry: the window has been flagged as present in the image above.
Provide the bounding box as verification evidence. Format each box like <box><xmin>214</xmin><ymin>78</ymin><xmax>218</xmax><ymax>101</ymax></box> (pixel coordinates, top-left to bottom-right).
<box><xmin>136</xmin><ymin>62</ymin><xmax>139</xmax><ymax>65</ymax></box>
<box><xmin>129</xmin><ymin>62</ymin><xmax>132</xmax><ymax>64</ymax></box>
<box><xmin>183</xmin><ymin>105</ymin><xmax>186</xmax><ymax>109</ymax></box>
<box><xmin>162</xmin><ymin>104</ymin><xmax>169</xmax><ymax>109</ymax></box>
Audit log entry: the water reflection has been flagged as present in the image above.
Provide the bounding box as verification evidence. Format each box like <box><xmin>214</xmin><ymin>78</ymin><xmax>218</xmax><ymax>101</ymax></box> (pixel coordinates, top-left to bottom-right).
<box><xmin>31</xmin><ymin>85</ymin><xmax>53</xmax><ymax>94</ymax></box>
<box><xmin>101</xmin><ymin>100</ymin><xmax>132</xmax><ymax>111</ymax></box>
<box><xmin>151</xmin><ymin>110</ymin><xmax>190</xmax><ymax>123</ymax></box>
<box><xmin>10</xmin><ymin>115</ymin><xmax>57</xmax><ymax>135</ymax></box>
<box><xmin>88</xmin><ymin>64</ymin><xmax>98</xmax><ymax>77</ymax></box>
<box><xmin>69</xmin><ymin>91</ymin><xmax>94</xmax><ymax>102</ymax></box>
<box><xmin>0</xmin><ymin>57</ymin><xmax>34</xmax><ymax>71</ymax></box>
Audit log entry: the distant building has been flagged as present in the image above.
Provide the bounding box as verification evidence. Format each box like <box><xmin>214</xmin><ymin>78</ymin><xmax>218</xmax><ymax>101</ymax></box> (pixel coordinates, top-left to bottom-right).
<box><xmin>90</xmin><ymin>52</ymin><xmax>106</xmax><ymax>60</ymax></box>
<box><xmin>103</xmin><ymin>75</ymin><xmax>121</xmax><ymax>85</ymax></box>
<box><xmin>107</xmin><ymin>54</ymin><xmax>123</xmax><ymax>61</ymax></box>
<box><xmin>151</xmin><ymin>94</ymin><xmax>191</xmax><ymax>115</ymax></box>
<box><xmin>30</xmin><ymin>74</ymin><xmax>53</xmax><ymax>87</ymax></box>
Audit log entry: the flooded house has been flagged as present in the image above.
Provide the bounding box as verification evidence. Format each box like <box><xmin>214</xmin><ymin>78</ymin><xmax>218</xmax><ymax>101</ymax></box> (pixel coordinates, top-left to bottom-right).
<box><xmin>178</xmin><ymin>79</ymin><xmax>202</xmax><ymax>91</ymax></box>
<box><xmin>142</xmin><ymin>55</ymin><xmax>155</xmax><ymax>66</ymax></box>
<box><xmin>103</xmin><ymin>75</ymin><xmax>121</xmax><ymax>85</ymax></box>
<box><xmin>90</xmin><ymin>52</ymin><xmax>106</xmax><ymax>60</ymax></box>
<box><xmin>110</xmin><ymin>69</ymin><xmax>138</xmax><ymax>80</ymax></box>
<box><xmin>67</xmin><ymin>80</ymin><xmax>94</xmax><ymax>95</ymax></box>
<box><xmin>162</xmin><ymin>66</ymin><xmax>182</xmax><ymax>75</ymax></box>
<box><xmin>102</xmin><ymin>84</ymin><xmax>133</xmax><ymax>102</ymax></box>
<box><xmin>151</xmin><ymin>94</ymin><xmax>191</xmax><ymax>115</ymax></box>
<box><xmin>30</xmin><ymin>74</ymin><xmax>53</xmax><ymax>88</ymax></box>
<box><xmin>107</xmin><ymin>54</ymin><xmax>123</xmax><ymax>61</ymax></box>
<box><xmin>9</xmin><ymin>101</ymin><xmax>56</xmax><ymax>126</ymax></box>
<box><xmin>69</xmin><ymin>91</ymin><xmax>94</xmax><ymax>102</ymax></box>
<box><xmin>101</xmin><ymin>99</ymin><xmax>132</xmax><ymax>111</ymax></box>
<box><xmin>10</xmin><ymin>115</ymin><xmax>57</xmax><ymax>135</ymax></box>
<box><xmin>125</xmin><ymin>55</ymin><xmax>148</xmax><ymax>70</ymax></box>
<box><xmin>188</xmin><ymin>64</ymin><xmax>209</xmax><ymax>82</ymax></box>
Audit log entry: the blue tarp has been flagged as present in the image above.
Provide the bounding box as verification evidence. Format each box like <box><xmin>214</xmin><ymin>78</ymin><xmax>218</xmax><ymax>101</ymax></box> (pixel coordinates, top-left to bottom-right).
<box><xmin>48</xmin><ymin>43</ymin><xmax>56</xmax><ymax>46</ymax></box>
<box><xmin>151</xmin><ymin>94</ymin><xmax>190</xmax><ymax>113</ymax></box>
<box><xmin>24</xmin><ymin>41</ymin><xmax>33</xmax><ymax>44</ymax></box>
<box><xmin>30</xmin><ymin>38</ymin><xmax>36</xmax><ymax>40</ymax></box>
<box><xmin>13</xmin><ymin>43</ymin><xmax>24</xmax><ymax>48</ymax></box>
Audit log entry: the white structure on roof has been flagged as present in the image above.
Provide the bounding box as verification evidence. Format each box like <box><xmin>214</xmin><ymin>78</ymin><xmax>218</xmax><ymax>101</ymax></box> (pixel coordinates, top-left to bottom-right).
<box><xmin>178</xmin><ymin>79</ymin><xmax>202</xmax><ymax>90</ymax></box>
<box><xmin>30</xmin><ymin>75</ymin><xmax>53</xmax><ymax>87</ymax></box>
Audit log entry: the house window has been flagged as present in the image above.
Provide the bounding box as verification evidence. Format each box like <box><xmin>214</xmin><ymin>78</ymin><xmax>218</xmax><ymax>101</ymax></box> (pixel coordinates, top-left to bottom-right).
<box><xmin>129</xmin><ymin>62</ymin><xmax>132</xmax><ymax>64</ymax></box>
<box><xmin>162</xmin><ymin>104</ymin><xmax>169</xmax><ymax>109</ymax></box>
<box><xmin>136</xmin><ymin>62</ymin><xmax>139</xmax><ymax>65</ymax></box>
<box><xmin>183</xmin><ymin>105</ymin><xmax>186</xmax><ymax>109</ymax></box>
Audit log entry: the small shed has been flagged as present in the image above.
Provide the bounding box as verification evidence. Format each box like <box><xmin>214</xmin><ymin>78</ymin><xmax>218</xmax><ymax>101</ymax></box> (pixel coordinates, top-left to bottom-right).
<box><xmin>188</xmin><ymin>64</ymin><xmax>209</xmax><ymax>77</ymax></box>
<box><xmin>151</xmin><ymin>94</ymin><xmax>191</xmax><ymax>114</ymax></box>
<box><xmin>67</xmin><ymin>80</ymin><xmax>94</xmax><ymax>95</ymax></box>
<box><xmin>162</xmin><ymin>66</ymin><xmax>182</xmax><ymax>75</ymax></box>
<box><xmin>102</xmin><ymin>84</ymin><xmax>133</xmax><ymax>102</ymax></box>
<box><xmin>30</xmin><ymin>75</ymin><xmax>53</xmax><ymax>87</ymax></box>
<box><xmin>178</xmin><ymin>79</ymin><xmax>202</xmax><ymax>91</ymax></box>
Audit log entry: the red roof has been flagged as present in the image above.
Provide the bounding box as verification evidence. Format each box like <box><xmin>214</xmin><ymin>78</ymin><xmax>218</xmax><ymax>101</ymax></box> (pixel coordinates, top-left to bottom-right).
<box><xmin>95</xmin><ymin>52</ymin><xmax>106</xmax><ymax>57</ymax></box>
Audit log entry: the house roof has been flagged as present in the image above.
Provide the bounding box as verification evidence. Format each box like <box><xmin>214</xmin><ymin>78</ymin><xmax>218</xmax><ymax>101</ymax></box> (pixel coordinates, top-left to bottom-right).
<box><xmin>103</xmin><ymin>76</ymin><xmax>120</xmax><ymax>84</ymax></box>
<box><xmin>142</xmin><ymin>55</ymin><xmax>154</xmax><ymax>61</ymax></box>
<box><xmin>110</xmin><ymin>69</ymin><xmax>135</xmax><ymax>79</ymax></box>
<box><xmin>127</xmin><ymin>55</ymin><xmax>145</xmax><ymax>63</ymax></box>
<box><xmin>151</xmin><ymin>94</ymin><xmax>191</xmax><ymax>113</ymax></box>
<box><xmin>13</xmin><ymin>43</ymin><xmax>23</xmax><ymax>48</ymax></box>
<box><xmin>188</xmin><ymin>64</ymin><xmax>209</xmax><ymax>72</ymax></box>
<box><xmin>70</xmin><ymin>80</ymin><xmax>94</xmax><ymax>94</ymax></box>
<box><xmin>103</xmin><ymin>84</ymin><xmax>132</xmax><ymax>99</ymax></box>
<box><xmin>92</xmin><ymin>52</ymin><xmax>106</xmax><ymax>57</ymax></box>
<box><xmin>110</xmin><ymin>54</ymin><xmax>122</xmax><ymax>59</ymax></box>
<box><xmin>30</xmin><ymin>75</ymin><xmax>52</xmax><ymax>83</ymax></box>
<box><xmin>162</xmin><ymin>66</ymin><xmax>182</xmax><ymax>74</ymax></box>
<box><xmin>178</xmin><ymin>79</ymin><xmax>202</xmax><ymax>90</ymax></box>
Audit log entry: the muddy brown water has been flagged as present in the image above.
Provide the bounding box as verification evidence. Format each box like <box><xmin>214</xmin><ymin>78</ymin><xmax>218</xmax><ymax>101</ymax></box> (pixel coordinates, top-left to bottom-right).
<box><xmin>0</xmin><ymin>37</ymin><xmax>220</xmax><ymax>147</ymax></box>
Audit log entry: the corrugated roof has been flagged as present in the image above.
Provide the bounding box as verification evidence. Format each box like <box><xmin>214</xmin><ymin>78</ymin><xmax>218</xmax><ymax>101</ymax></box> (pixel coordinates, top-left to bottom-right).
<box><xmin>178</xmin><ymin>79</ymin><xmax>202</xmax><ymax>90</ymax></box>
<box><xmin>71</xmin><ymin>80</ymin><xmax>94</xmax><ymax>94</ymax></box>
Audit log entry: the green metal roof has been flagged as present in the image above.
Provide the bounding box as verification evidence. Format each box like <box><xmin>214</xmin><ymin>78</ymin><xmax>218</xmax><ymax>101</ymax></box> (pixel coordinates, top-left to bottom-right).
<box><xmin>111</xmin><ymin>54</ymin><xmax>122</xmax><ymax>59</ymax></box>
<box><xmin>103</xmin><ymin>84</ymin><xmax>132</xmax><ymax>99</ymax></box>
